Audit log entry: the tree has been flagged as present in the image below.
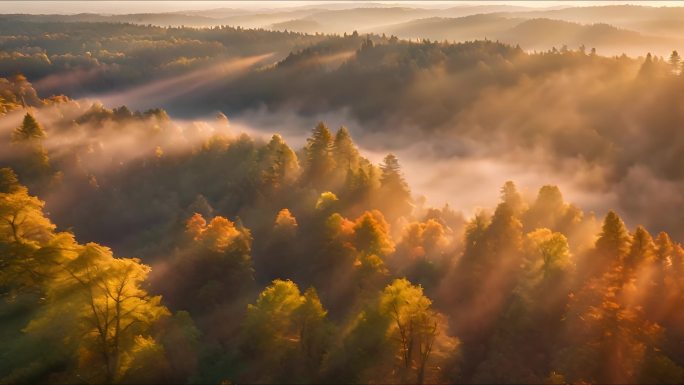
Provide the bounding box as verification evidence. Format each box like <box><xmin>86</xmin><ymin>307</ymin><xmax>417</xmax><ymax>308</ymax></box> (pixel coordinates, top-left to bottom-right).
<box><xmin>556</xmin><ymin>261</ymin><xmax>664</xmax><ymax>384</ymax></box>
<box><xmin>294</xmin><ymin>287</ymin><xmax>331</xmax><ymax>374</ymax></box>
<box><xmin>160</xmin><ymin>214</ymin><xmax>254</xmax><ymax>312</ymax></box>
<box><xmin>639</xmin><ymin>53</ymin><xmax>657</xmax><ymax>78</ymax></box>
<box><xmin>378</xmin><ymin>154</ymin><xmax>412</xmax><ymax>220</ymax></box>
<box><xmin>393</xmin><ymin>219</ymin><xmax>450</xmax><ymax>290</ymax></box>
<box><xmin>257</xmin><ymin>209</ymin><xmax>300</xmax><ymax>282</ymax></box>
<box><xmin>9</xmin><ymin>114</ymin><xmax>51</xmax><ymax>183</ymax></box>
<box><xmin>669</xmin><ymin>50</ymin><xmax>681</xmax><ymax>75</ymax></box>
<box><xmin>241</xmin><ymin>279</ymin><xmax>331</xmax><ymax>382</ymax></box>
<box><xmin>259</xmin><ymin>134</ymin><xmax>299</xmax><ymax>191</ymax></box>
<box><xmin>524</xmin><ymin>185</ymin><xmax>564</xmax><ymax>231</ymax></box>
<box><xmin>27</xmin><ymin>244</ymin><xmax>170</xmax><ymax>383</ymax></box>
<box><xmin>500</xmin><ymin>180</ymin><xmax>525</xmax><ymax>216</ymax></box>
<box><xmin>0</xmin><ymin>181</ymin><xmax>57</xmax><ymax>294</ymax></box>
<box><xmin>12</xmin><ymin>113</ymin><xmax>45</xmax><ymax>142</ymax></box>
<box><xmin>303</xmin><ymin>122</ymin><xmax>335</xmax><ymax>188</ymax></box>
<box><xmin>353</xmin><ymin>210</ymin><xmax>394</xmax><ymax>258</ymax></box>
<box><xmin>472</xmin><ymin>229</ymin><xmax>572</xmax><ymax>384</ymax></box>
<box><xmin>596</xmin><ymin>211</ymin><xmax>630</xmax><ymax>260</ymax></box>
<box><xmin>315</xmin><ymin>191</ymin><xmax>339</xmax><ymax>212</ymax></box>
<box><xmin>0</xmin><ymin>167</ymin><xmax>20</xmax><ymax>193</ymax></box>
<box><xmin>379</xmin><ymin>278</ymin><xmax>457</xmax><ymax>384</ymax></box>
<box><xmin>332</xmin><ymin>126</ymin><xmax>360</xmax><ymax>171</ymax></box>
<box><xmin>274</xmin><ymin>208</ymin><xmax>298</xmax><ymax>236</ymax></box>
<box><xmin>625</xmin><ymin>226</ymin><xmax>656</xmax><ymax>268</ymax></box>
<box><xmin>524</xmin><ymin>229</ymin><xmax>572</xmax><ymax>284</ymax></box>
<box><xmin>485</xmin><ymin>186</ymin><xmax>524</xmax><ymax>262</ymax></box>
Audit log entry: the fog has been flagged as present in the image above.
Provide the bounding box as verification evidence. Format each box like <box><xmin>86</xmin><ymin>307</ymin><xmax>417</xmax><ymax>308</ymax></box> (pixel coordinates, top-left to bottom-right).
<box><xmin>49</xmin><ymin>44</ymin><xmax>678</xmax><ymax>240</ymax></box>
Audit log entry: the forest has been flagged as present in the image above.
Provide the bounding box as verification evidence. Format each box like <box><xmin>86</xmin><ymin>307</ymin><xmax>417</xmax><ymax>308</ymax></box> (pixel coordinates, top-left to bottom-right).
<box><xmin>3</xmin><ymin>17</ymin><xmax>684</xmax><ymax>242</ymax></box>
<box><xmin>3</xmin><ymin>71</ymin><xmax>684</xmax><ymax>384</ymax></box>
<box><xmin>3</xmin><ymin>2</ymin><xmax>684</xmax><ymax>384</ymax></box>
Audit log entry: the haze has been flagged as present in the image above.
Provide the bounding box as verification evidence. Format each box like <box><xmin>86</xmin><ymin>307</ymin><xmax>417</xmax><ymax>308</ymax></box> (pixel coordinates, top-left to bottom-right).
<box><xmin>3</xmin><ymin>1</ymin><xmax>684</xmax><ymax>384</ymax></box>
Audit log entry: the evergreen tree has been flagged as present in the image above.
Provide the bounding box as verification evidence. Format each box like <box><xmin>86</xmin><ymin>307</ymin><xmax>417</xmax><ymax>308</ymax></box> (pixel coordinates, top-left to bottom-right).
<box><xmin>12</xmin><ymin>113</ymin><xmax>45</xmax><ymax>142</ymax></box>
<box><xmin>639</xmin><ymin>53</ymin><xmax>656</xmax><ymax>78</ymax></box>
<box><xmin>378</xmin><ymin>154</ymin><xmax>412</xmax><ymax>220</ymax></box>
<box><xmin>260</xmin><ymin>134</ymin><xmax>299</xmax><ymax>190</ymax></box>
<box><xmin>625</xmin><ymin>226</ymin><xmax>656</xmax><ymax>268</ymax></box>
<box><xmin>669</xmin><ymin>50</ymin><xmax>681</xmax><ymax>75</ymax></box>
<box><xmin>500</xmin><ymin>180</ymin><xmax>525</xmax><ymax>216</ymax></box>
<box><xmin>0</xmin><ymin>167</ymin><xmax>20</xmax><ymax>194</ymax></box>
<box><xmin>333</xmin><ymin>126</ymin><xmax>360</xmax><ymax>171</ymax></box>
<box><xmin>303</xmin><ymin>122</ymin><xmax>335</xmax><ymax>188</ymax></box>
<box><xmin>596</xmin><ymin>211</ymin><xmax>630</xmax><ymax>260</ymax></box>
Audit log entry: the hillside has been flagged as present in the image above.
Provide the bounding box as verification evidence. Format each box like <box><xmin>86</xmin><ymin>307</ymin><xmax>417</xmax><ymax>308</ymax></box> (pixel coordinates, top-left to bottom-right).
<box><xmin>4</xmin><ymin>4</ymin><xmax>684</xmax><ymax>385</ymax></box>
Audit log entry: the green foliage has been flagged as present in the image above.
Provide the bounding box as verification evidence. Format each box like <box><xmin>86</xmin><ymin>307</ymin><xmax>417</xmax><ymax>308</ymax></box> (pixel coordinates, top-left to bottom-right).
<box><xmin>3</xmin><ymin>58</ymin><xmax>684</xmax><ymax>383</ymax></box>
<box><xmin>0</xmin><ymin>184</ymin><xmax>57</xmax><ymax>295</ymax></box>
<box><xmin>259</xmin><ymin>134</ymin><xmax>300</xmax><ymax>191</ymax></box>
<box><xmin>304</xmin><ymin>122</ymin><xmax>335</xmax><ymax>188</ymax></box>
<box><xmin>0</xmin><ymin>178</ymin><xmax>172</xmax><ymax>383</ymax></box>
<box><xmin>240</xmin><ymin>279</ymin><xmax>332</xmax><ymax>383</ymax></box>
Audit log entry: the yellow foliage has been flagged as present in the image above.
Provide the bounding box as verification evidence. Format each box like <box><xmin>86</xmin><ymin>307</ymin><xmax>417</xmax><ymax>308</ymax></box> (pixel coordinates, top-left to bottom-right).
<box><xmin>186</xmin><ymin>213</ymin><xmax>244</xmax><ymax>252</ymax></box>
<box><xmin>274</xmin><ymin>208</ymin><xmax>298</xmax><ymax>232</ymax></box>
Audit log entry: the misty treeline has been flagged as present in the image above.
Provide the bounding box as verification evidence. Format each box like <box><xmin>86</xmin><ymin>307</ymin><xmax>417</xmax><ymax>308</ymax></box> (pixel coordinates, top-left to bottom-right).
<box><xmin>0</xmin><ymin>17</ymin><xmax>344</xmax><ymax>96</ymax></box>
<box><xmin>5</xmin><ymin>18</ymin><xmax>684</xmax><ymax>241</ymax></box>
<box><xmin>3</xmin><ymin>75</ymin><xmax>684</xmax><ymax>384</ymax></box>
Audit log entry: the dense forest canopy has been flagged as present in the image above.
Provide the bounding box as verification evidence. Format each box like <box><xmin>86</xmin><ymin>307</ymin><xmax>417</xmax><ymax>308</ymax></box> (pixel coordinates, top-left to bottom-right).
<box><xmin>2</xmin><ymin>16</ymin><xmax>684</xmax><ymax>241</ymax></box>
<box><xmin>3</xmin><ymin>3</ymin><xmax>684</xmax><ymax>384</ymax></box>
<box><xmin>2</xmin><ymin>71</ymin><xmax>684</xmax><ymax>384</ymax></box>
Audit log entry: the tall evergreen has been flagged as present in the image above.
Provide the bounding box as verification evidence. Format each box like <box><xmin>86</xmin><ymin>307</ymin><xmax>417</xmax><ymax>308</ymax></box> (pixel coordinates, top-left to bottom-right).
<box><xmin>12</xmin><ymin>113</ymin><xmax>45</xmax><ymax>142</ymax></box>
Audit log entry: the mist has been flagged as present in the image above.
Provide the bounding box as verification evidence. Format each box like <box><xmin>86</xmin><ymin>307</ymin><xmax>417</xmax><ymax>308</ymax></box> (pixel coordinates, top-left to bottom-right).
<box><xmin>5</xmin><ymin>3</ymin><xmax>684</xmax><ymax>384</ymax></box>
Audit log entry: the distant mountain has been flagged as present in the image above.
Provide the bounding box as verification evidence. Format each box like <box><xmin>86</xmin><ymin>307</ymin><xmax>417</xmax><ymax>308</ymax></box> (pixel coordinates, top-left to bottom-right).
<box><xmin>439</xmin><ymin>4</ymin><xmax>537</xmax><ymax>17</ymax></box>
<box><xmin>378</xmin><ymin>14</ymin><xmax>522</xmax><ymax>42</ymax></box>
<box><xmin>295</xmin><ymin>7</ymin><xmax>435</xmax><ymax>34</ymax></box>
<box><xmin>376</xmin><ymin>15</ymin><xmax>681</xmax><ymax>56</ymax></box>
<box><xmin>263</xmin><ymin>5</ymin><xmax>536</xmax><ymax>35</ymax></box>
<box><xmin>271</xmin><ymin>19</ymin><xmax>324</xmax><ymax>34</ymax></box>
<box><xmin>5</xmin><ymin>4</ymin><xmax>683</xmax><ymax>57</ymax></box>
<box><xmin>218</xmin><ymin>10</ymin><xmax>324</xmax><ymax>29</ymax></box>
<box><xmin>505</xmin><ymin>5</ymin><xmax>684</xmax><ymax>39</ymax></box>
<box><xmin>3</xmin><ymin>13</ymin><xmax>224</xmax><ymax>27</ymax></box>
<box><xmin>499</xmin><ymin>18</ymin><xmax>680</xmax><ymax>55</ymax></box>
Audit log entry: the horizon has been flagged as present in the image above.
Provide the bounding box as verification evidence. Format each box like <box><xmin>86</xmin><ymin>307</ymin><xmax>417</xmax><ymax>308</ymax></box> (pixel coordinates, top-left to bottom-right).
<box><xmin>1</xmin><ymin>1</ymin><xmax>683</xmax><ymax>15</ymax></box>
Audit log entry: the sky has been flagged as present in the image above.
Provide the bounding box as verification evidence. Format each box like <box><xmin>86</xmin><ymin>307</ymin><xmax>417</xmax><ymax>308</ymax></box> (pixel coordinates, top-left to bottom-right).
<box><xmin>0</xmin><ymin>1</ymin><xmax>682</xmax><ymax>15</ymax></box>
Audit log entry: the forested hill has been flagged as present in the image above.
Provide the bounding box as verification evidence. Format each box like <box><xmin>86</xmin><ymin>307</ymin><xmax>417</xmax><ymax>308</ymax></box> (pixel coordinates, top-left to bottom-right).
<box><xmin>0</xmin><ymin>18</ymin><xmax>332</xmax><ymax>96</ymax></box>
<box><xmin>4</xmin><ymin>19</ymin><xmax>684</xmax><ymax>245</ymax></box>
<box><xmin>3</xmin><ymin>75</ymin><xmax>684</xmax><ymax>383</ymax></box>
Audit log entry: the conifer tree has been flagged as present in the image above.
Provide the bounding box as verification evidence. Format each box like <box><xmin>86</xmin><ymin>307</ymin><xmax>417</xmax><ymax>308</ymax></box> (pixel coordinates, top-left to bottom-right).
<box><xmin>669</xmin><ymin>50</ymin><xmax>681</xmax><ymax>75</ymax></box>
<box><xmin>303</xmin><ymin>122</ymin><xmax>335</xmax><ymax>188</ymax></box>
<box><xmin>12</xmin><ymin>113</ymin><xmax>45</xmax><ymax>142</ymax></box>
<box><xmin>333</xmin><ymin>126</ymin><xmax>360</xmax><ymax>171</ymax></box>
<box><xmin>596</xmin><ymin>211</ymin><xmax>630</xmax><ymax>259</ymax></box>
<box><xmin>378</xmin><ymin>154</ymin><xmax>412</xmax><ymax>220</ymax></box>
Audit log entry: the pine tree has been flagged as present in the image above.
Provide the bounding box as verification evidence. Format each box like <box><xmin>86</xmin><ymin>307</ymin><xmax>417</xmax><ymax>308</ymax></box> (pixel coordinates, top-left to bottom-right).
<box><xmin>669</xmin><ymin>50</ymin><xmax>681</xmax><ymax>75</ymax></box>
<box><xmin>303</xmin><ymin>122</ymin><xmax>335</xmax><ymax>188</ymax></box>
<box><xmin>625</xmin><ymin>226</ymin><xmax>655</xmax><ymax>268</ymax></box>
<box><xmin>378</xmin><ymin>154</ymin><xmax>412</xmax><ymax>220</ymax></box>
<box><xmin>332</xmin><ymin>126</ymin><xmax>360</xmax><ymax>171</ymax></box>
<box><xmin>639</xmin><ymin>53</ymin><xmax>656</xmax><ymax>77</ymax></box>
<box><xmin>12</xmin><ymin>113</ymin><xmax>45</xmax><ymax>142</ymax></box>
<box><xmin>596</xmin><ymin>211</ymin><xmax>630</xmax><ymax>259</ymax></box>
